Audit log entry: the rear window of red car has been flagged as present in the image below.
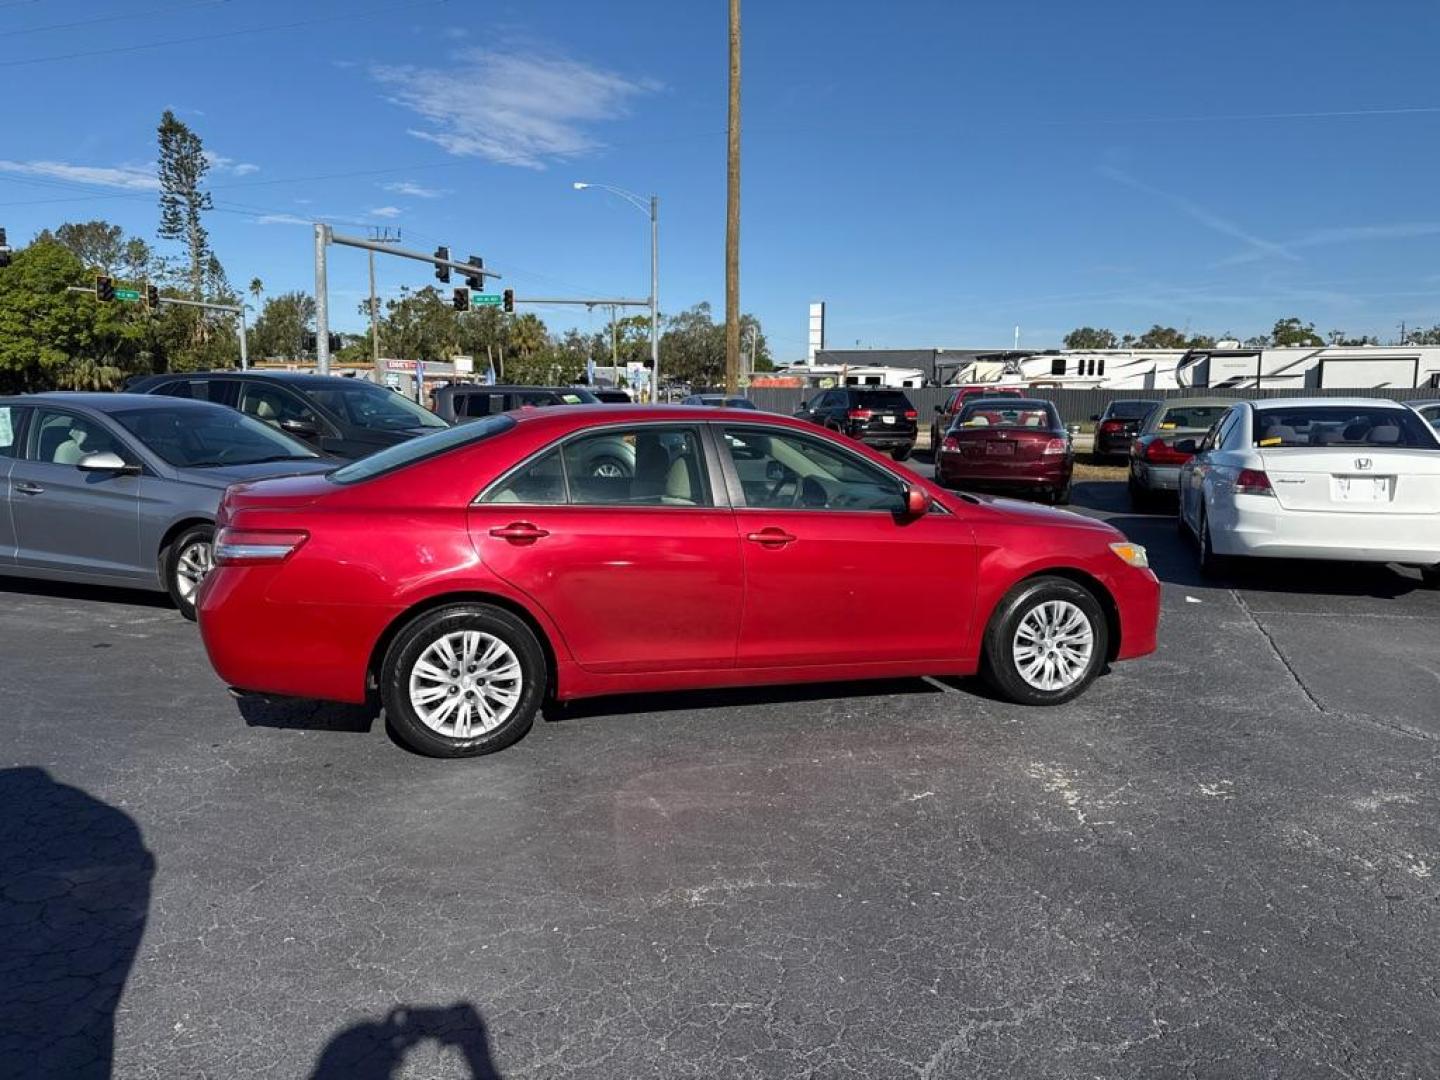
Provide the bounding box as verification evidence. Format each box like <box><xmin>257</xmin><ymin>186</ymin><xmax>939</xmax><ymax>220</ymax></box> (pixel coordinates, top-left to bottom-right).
<box><xmin>329</xmin><ymin>415</ymin><xmax>516</xmax><ymax>485</ymax></box>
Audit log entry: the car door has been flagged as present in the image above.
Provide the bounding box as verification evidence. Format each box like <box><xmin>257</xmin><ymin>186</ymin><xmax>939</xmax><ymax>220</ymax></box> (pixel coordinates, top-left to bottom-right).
<box><xmin>717</xmin><ymin>424</ymin><xmax>974</xmax><ymax>668</ymax></box>
<box><xmin>10</xmin><ymin>408</ymin><xmax>146</xmax><ymax>581</ymax></box>
<box><xmin>469</xmin><ymin>423</ymin><xmax>744</xmax><ymax>674</ymax></box>
<box><xmin>0</xmin><ymin>404</ymin><xmax>31</xmax><ymax>567</ymax></box>
<box><xmin>1181</xmin><ymin>408</ymin><xmax>1234</xmax><ymax>528</ymax></box>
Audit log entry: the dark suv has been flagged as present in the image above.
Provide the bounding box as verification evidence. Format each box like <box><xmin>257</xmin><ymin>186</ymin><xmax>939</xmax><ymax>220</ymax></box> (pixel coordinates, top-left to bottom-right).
<box><xmin>126</xmin><ymin>371</ymin><xmax>449</xmax><ymax>460</ymax></box>
<box><xmin>1091</xmin><ymin>399</ymin><xmax>1160</xmax><ymax>457</ymax></box>
<box><xmin>433</xmin><ymin>384</ymin><xmax>599</xmax><ymax>423</ymax></box>
<box><xmin>794</xmin><ymin>387</ymin><xmax>918</xmax><ymax>460</ymax></box>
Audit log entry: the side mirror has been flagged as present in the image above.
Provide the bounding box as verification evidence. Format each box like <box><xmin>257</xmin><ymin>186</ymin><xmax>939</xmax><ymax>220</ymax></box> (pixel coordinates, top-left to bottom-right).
<box><xmin>77</xmin><ymin>451</ymin><xmax>137</xmax><ymax>474</ymax></box>
<box><xmin>280</xmin><ymin>417</ymin><xmax>320</xmax><ymax>438</ymax></box>
<box><xmin>1090</xmin><ymin>413</ymin><xmax>1101</xmax><ymax>422</ymax></box>
<box><xmin>902</xmin><ymin>485</ymin><xmax>929</xmax><ymax>517</ymax></box>
<box><xmin>933</xmin><ymin>404</ymin><xmax>943</xmax><ymax>414</ymax></box>
<box><xmin>1173</xmin><ymin>438</ymin><xmax>1199</xmax><ymax>454</ymax></box>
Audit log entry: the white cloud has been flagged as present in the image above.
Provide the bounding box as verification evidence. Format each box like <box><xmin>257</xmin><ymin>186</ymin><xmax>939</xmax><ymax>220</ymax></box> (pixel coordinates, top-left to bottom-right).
<box><xmin>369</xmin><ymin>205</ymin><xmax>402</xmax><ymax>218</ymax></box>
<box><xmin>1218</xmin><ymin>222</ymin><xmax>1440</xmax><ymax>266</ymax></box>
<box><xmin>203</xmin><ymin>151</ymin><xmax>260</xmax><ymax>177</ymax></box>
<box><xmin>382</xmin><ymin>180</ymin><xmax>445</xmax><ymax>198</ymax></box>
<box><xmin>371</xmin><ymin>47</ymin><xmax>659</xmax><ymax>169</ymax></box>
<box><xmin>254</xmin><ymin>213</ymin><xmax>312</xmax><ymax>226</ymax></box>
<box><xmin>0</xmin><ymin>159</ymin><xmax>159</xmax><ymax>190</ymax></box>
<box><xmin>443</xmin><ymin>27</ymin><xmax>468</xmax><ymax>40</ymax></box>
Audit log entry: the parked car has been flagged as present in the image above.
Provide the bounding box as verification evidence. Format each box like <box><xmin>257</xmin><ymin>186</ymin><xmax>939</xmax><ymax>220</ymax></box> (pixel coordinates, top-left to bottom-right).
<box><xmin>934</xmin><ymin>398</ymin><xmax>1074</xmax><ymax>504</ymax></box>
<box><xmin>1407</xmin><ymin>399</ymin><xmax>1440</xmax><ymax>431</ymax></box>
<box><xmin>1091</xmin><ymin>399</ymin><xmax>1160</xmax><ymax>458</ymax></box>
<box><xmin>1127</xmin><ymin>397</ymin><xmax>1235</xmax><ymax>508</ymax></box>
<box><xmin>127</xmin><ymin>371</ymin><xmax>448</xmax><ymax>460</ymax></box>
<box><xmin>1178</xmin><ymin>398</ymin><xmax>1440</xmax><ymax>581</ymax></box>
<box><xmin>682</xmin><ymin>394</ymin><xmax>758</xmax><ymax>409</ymax></box>
<box><xmin>0</xmin><ymin>393</ymin><xmax>332</xmax><ymax>619</ymax></box>
<box><xmin>433</xmin><ymin>384</ymin><xmax>599</xmax><ymax>423</ymax></box>
<box><xmin>591</xmin><ymin>388</ymin><xmax>633</xmax><ymax>403</ymax></box>
<box><xmin>197</xmin><ymin>406</ymin><xmax>1160</xmax><ymax>757</ymax></box>
<box><xmin>930</xmin><ymin>386</ymin><xmax>1024</xmax><ymax>450</ymax></box>
<box><xmin>793</xmin><ymin>388</ymin><xmax>918</xmax><ymax>460</ymax></box>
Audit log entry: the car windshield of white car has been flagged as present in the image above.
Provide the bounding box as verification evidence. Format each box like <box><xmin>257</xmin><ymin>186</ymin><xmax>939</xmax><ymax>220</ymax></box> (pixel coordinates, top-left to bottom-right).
<box><xmin>1253</xmin><ymin>406</ymin><xmax>1437</xmax><ymax>449</ymax></box>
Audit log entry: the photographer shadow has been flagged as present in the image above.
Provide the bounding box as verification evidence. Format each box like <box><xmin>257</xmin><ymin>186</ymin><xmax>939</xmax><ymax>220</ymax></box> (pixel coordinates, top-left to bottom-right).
<box><xmin>310</xmin><ymin>1003</ymin><xmax>502</xmax><ymax>1079</ymax></box>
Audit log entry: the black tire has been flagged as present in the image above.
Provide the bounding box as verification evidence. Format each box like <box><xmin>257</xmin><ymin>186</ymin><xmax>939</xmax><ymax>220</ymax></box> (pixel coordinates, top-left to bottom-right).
<box><xmin>1421</xmin><ymin>565</ymin><xmax>1440</xmax><ymax>589</ymax></box>
<box><xmin>1196</xmin><ymin>509</ymin><xmax>1230</xmax><ymax>578</ymax></box>
<box><xmin>1050</xmin><ymin>480</ymin><xmax>1072</xmax><ymax>506</ymax></box>
<box><xmin>981</xmin><ymin>576</ymin><xmax>1109</xmax><ymax>705</ymax></box>
<box><xmin>1127</xmin><ymin>477</ymin><xmax>1153</xmax><ymax>511</ymax></box>
<box><xmin>162</xmin><ymin>523</ymin><xmax>214</xmax><ymax>621</ymax></box>
<box><xmin>892</xmin><ymin>446</ymin><xmax>912</xmax><ymax>462</ymax></box>
<box><xmin>380</xmin><ymin>604</ymin><xmax>546</xmax><ymax>758</ymax></box>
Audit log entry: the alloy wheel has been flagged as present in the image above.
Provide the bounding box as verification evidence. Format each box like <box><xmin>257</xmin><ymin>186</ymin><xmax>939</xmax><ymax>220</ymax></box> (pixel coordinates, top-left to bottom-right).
<box><xmin>174</xmin><ymin>541</ymin><xmax>214</xmax><ymax>603</ymax></box>
<box><xmin>407</xmin><ymin>631</ymin><xmax>523</xmax><ymax>739</ymax></box>
<box><xmin>1011</xmin><ymin>600</ymin><xmax>1095</xmax><ymax>692</ymax></box>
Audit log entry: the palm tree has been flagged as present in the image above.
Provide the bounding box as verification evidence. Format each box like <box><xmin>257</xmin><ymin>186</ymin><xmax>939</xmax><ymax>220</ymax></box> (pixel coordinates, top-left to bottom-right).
<box><xmin>248</xmin><ymin>278</ymin><xmax>263</xmax><ymax>306</ymax></box>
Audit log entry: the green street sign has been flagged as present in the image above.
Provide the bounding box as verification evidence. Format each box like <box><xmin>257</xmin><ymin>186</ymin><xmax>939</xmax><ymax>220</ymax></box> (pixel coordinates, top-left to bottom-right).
<box><xmin>470</xmin><ymin>293</ymin><xmax>503</xmax><ymax>306</ymax></box>
<box><xmin>113</xmin><ymin>288</ymin><xmax>141</xmax><ymax>302</ymax></box>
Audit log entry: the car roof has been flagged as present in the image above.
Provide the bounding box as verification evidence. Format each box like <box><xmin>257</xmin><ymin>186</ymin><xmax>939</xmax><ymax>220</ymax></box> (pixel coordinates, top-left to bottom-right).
<box><xmin>441</xmin><ymin>384</ymin><xmax>584</xmax><ymax>393</ymax></box>
<box><xmin>1249</xmin><ymin>397</ymin><xmax>1413</xmax><ymax>410</ymax></box>
<box><xmin>1107</xmin><ymin>398</ymin><xmax>1161</xmax><ymax>405</ymax></box>
<box><xmin>1</xmin><ymin>391</ymin><xmax>221</xmax><ymax>413</ymax></box>
<box><xmin>144</xmin><ymin>370</ymin><xmax>380</xmax><ymax>389</ymax></box>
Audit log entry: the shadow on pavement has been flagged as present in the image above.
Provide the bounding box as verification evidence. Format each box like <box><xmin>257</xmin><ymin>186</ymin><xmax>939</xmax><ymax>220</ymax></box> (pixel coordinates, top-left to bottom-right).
<box><xmin>0</xmin><ymin>576</ymin><xmax>171</xmax><ymax>612</ymax></box>
<box><xmin>551</xmin><ymin>676</ymin><xmax>948</xmax><ymax>722</ymax></box>
<box><xmin>0</xmin><ymin>767</ymin><xmax>154</xmax><ymax>1079</ymax></box>
<box><xmin>235</xmin><ymin>693</ymin><xmax>376</xmax><ymax>734</ymax></box>
<box><xmin>309</xmin><ymin>1003</ymin><xmax>502</xmax><ymax>1079</ymax></box>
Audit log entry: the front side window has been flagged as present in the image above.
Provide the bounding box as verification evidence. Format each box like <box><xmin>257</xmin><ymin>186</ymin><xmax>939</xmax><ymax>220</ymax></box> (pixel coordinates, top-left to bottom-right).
<box><xmin>29</xmin><ymin>410</ymin><xmax>124</xmax><ymax>464</ymax></box>
<box><xmin>111</xmin><ymin>406</ymin><xmax>318</xmax><ymax>467</ymax></box>
<box><xmin>307</xmin><ymin>381</ymin><xmax>448</xmax><ymax>430</ymax></box>
<box><xmin>1252</xmin><ymin>406</ymin><xmax>1438</xmax><ymax>449</ymax></box>
<box><xmin>722</xmin><ymin>427</ymin><xmax>905</xmax><ymax>512</ymax></box>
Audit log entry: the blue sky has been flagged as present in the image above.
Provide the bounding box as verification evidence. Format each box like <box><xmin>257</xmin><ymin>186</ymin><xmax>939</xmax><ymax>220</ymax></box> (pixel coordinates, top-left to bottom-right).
<box><xmin>2</xmin><ymin>0</ymin><xmax>1438</xmax><ymax>360</ymax></box>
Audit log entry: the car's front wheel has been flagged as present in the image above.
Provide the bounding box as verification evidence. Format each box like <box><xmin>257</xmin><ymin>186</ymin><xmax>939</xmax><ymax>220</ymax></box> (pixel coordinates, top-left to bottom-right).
<box><xmin>981</xmin><ymin>576</ymin><xmax>1108</xmax><ymax>705</ymax></box>
<box><xmin>380</xmin><ymin>604</ymin><xmax>546</xmax><ymax>757</ymax></box>
<box><xmin>164</xmin><ymin>524</ymin><xmax>214</xmax><ymax>621</ymax></box>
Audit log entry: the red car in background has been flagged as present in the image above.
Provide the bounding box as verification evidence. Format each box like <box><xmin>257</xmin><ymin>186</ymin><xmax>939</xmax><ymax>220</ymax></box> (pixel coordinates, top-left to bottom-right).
<box><xmin>929</xmin><ymin>385</ymin><xmax>1025</xmax><ymax>449</ymax></box>
<box><xmin>935</xmin><ymin>398</ymin><xmax>1075</xmax><ymax>504</ymax></box>
<box><xmin>198</xmin><ymin>406</ymin><xmax>1158</xmax><ymax>757</ymax></box>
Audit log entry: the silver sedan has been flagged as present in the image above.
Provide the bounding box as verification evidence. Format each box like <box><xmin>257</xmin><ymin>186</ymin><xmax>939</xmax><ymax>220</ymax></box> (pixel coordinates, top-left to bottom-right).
<box><xmin>0</xmin><ymin>393</ymin><xmax>334</xmax><ymax>619</ymax></box>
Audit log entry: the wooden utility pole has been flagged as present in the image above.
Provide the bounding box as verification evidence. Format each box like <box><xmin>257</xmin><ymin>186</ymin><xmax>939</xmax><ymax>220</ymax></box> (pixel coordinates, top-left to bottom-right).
<box><xmin>724</xmin><ymin>0</ymin><xmax>742</xmax><ymax>393</ymax></box>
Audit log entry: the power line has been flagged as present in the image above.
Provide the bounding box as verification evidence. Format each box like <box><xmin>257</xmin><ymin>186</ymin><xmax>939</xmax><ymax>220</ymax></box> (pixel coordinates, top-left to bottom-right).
<box><xmin>0</xmin><ymin>0</ymin><xmax>446</xmax><ymax>67</ymax></box>
<box><xmin>8</xmin><ymin>0</ymin><xmax>226</xmax><ymax>36</ymax></box>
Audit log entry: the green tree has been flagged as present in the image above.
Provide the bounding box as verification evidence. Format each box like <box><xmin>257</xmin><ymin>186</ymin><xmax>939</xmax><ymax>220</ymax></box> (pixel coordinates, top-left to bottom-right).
<box><xmin>1270</xmin><ymin>317</ymin><xmax>1323</xmax><ymax>347</ymax></box>
<box><xmin>1063</xmin><ymin>327</ymin><xmax>1118</xmax><ymax>350</ymax></box>
<box><xmin>122</xmin><ymin>237</ymin><xmax>156</xmax><ymax>286</ymax></box>
<box><xmin>1135</xmin><ymin>325</ymin><xmax>1190</xmax><ymax>349</ymax></box>
<box><xmin>251</xmin><ymin>291</ymin><xmax>316</xmax><ymax>360</ymax></box>
<box><xmin>1329</xmin><ymin>329</ymin><xmax>1379</xmax><ymax>346</ymax></box>
<box><xmin>157</xmin><ymin>109</ymin><xmax>214</xmax><ymax>299</ymax></box>
<box><xmin>0</xmin><ymin>240</ymin><xmax>146</xmax><ymax>391</ymax></box>
<box><xmin>33</xmin><ymin>221</ymin><xmax>126</xmax><ymax>274</ymax></box>
<box><xmin>1405</xmin><ymin>325</ymin><xmax>1440</xmax><ymax>345</ymax></box>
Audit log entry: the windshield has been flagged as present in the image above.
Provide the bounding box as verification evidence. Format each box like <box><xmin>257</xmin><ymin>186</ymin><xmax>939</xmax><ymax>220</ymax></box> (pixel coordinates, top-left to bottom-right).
<box><xmin>956</xmin><ymin>402</ymin><xmax>1060</xmax><ymax>431</ymax></box>
<box><xmin>1253</xmin><ymin>406</ymin><xmax>1439</xmax><ymax>449</ymax></box>
<box><xmin>307</xmin><ymin>382</ymin><xmax>448</xmax><ymax>430</ymax></box>
<box><xmin>854</xmin><ymin>391</ymin><xmax>913</xmax><ymax>409</ymax></box>
<box><xmin>112</xmin><ymin>406</ymin><xmax>318</xmax><ymax>468</ymax></box>
<box><xmin>1153</xmin><ymin>405</ymin><xmax>1230</xmax><ymax>433</ymax></box>
<box><xmin>330</xmin><ymin>414</ymin><xmax>516</xmax><ymax>484</ymax></box>
<box><xmin>1106</xmin><ymin>401</ymin><xmax>1158</xmax><ymax>420</ymax></box>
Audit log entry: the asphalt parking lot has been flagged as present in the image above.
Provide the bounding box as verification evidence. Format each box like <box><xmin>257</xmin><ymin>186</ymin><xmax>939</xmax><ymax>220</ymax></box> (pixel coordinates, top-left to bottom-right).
<box><xmin>3</xmin><ymin>473</ymin><xmax>1439</xmax><ymax>1078</ymax></box>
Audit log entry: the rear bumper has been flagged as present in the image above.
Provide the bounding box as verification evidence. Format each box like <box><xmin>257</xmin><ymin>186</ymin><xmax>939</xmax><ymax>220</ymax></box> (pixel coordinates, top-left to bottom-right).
<box><xmin>851</xmin><ymin>430</ymin><xmax>916</xmax><ymax>449</ymax></box>
<box><xmin>1212</xmin><ymin>498</ymin><xmax>1440</xmax><ymax>564</ymax></box>
<box><xmin>1132</xmin><ymin>462</ymin><xmax>1182</xmax><ymax>492</ymax></box>
<box><xmin>937</xmin><ymin>453</ymin><xmax>1071</xmax><ymax>487</ymax></box>
<box><xmin>1096</xmin><ymin>433</ymin><xmax>1133</xmax><ymax>456</ymax></box>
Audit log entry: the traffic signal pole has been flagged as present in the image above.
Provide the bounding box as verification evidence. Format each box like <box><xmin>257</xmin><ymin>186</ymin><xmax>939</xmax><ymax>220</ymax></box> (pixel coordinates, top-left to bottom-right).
<box><xmin>313</xmin><ymin>224</ymin><xmax>504</xmax><ymax>377</ymax></box>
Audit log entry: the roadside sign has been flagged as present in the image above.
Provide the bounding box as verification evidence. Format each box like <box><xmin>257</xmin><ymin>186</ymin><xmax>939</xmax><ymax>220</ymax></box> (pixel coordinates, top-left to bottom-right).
<box><xmin>113</xmin><ymin>288</ymin><xmax>141</xmax><ymax>303</ymax></box>
<box><xmin>385</xmin><ymin>359</ymin><xmax>412</xmax><ymax>372</ymax></box>
<box><xmin>384</xmin><ymin>373</ymin><xmax>400</xmax><ymax>388</ymax></box>
<box><xmin>470</xmin><ymin>294</ymin><xmax>503</xmax><ymax>307</ymax></box>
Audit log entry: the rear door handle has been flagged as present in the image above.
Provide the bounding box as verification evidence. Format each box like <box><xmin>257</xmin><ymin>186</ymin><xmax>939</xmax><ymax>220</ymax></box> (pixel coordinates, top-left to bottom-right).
<box><xmin>489</xmin><ymin>522</ymin><xmax>550</xmax><ymax>542</ymax></box>
<box><xmin>14</xmin><ymin>482</ymin><xmax>44</xmax><ymax>495</ymax></box>
<box><xmin>746</xmin><ymin>528</ymin><xmax>796</xmax><ymax>547</ymax></box>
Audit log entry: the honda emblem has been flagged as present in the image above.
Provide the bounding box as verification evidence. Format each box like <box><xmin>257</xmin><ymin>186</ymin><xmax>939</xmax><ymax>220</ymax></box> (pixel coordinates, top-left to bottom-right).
<box><xmin>1355</xmin><ymin>457</ymin><xmax>1373</xmax><ymax>471</ymax></box>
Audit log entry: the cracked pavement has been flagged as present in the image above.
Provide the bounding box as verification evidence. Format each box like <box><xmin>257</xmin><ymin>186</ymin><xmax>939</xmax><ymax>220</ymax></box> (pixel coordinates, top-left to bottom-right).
<box><xmin>1</xmin><ymin>479</ymin><xmax>1438</xmax><ymax>1078</ymax></box>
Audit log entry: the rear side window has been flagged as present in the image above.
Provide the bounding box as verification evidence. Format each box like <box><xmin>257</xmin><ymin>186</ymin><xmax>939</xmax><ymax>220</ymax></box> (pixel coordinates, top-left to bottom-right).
<box><xmin>1252</xmin><ymin>406</ymin><xmax>1438</xmax><ymax>449</ymax></box>
<box><xmin>330</xmin><ymin>415</ymin><xmax>516</xmax><ymax>485</ymax></box>
<box><xmin>485</xmin><ymin>449</ymin><xmax>566</xmax><ymax>504</ymax></box>
<box><xmin>0</xmin><ymin>405</ymin><xmax>24</xmax><ymax>458</ymax></box>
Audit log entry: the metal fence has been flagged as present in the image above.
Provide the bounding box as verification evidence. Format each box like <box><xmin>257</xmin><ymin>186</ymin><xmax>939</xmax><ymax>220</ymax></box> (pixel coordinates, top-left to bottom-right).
<box><xmin>746</xmin><ymin>386</ymin><xmax>1439</xmax><ymax>427</ymax></box>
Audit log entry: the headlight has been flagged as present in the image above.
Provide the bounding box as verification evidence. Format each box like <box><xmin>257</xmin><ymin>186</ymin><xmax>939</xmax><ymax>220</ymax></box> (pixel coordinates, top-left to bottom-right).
<box><xmin>1109</xmin><ymin>541</ymin><xmax>1149</xmax><ymax>569</ymax></box>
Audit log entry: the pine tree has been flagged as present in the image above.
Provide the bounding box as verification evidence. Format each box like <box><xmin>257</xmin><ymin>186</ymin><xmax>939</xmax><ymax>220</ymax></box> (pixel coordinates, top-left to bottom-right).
<box><xmin>156</xmin><ymin>110</ymin><xmax>214</xmax><ymax>300</ymax></box>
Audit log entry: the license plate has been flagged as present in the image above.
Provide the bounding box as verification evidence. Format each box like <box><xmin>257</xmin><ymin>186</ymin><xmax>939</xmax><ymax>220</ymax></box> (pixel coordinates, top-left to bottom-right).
<box><xmin>1333</xmin><ymin>475</ymin><xmax>1391</xmax><ymax>501</ymax></box>
<box><xmin>985</xmin><ymin>442</ymin><xmax>1015</xmax><ymax>456</ymax></box>
<box><xmin>881</xmin><ymin>415</ymin><xmax>895</xmax><ymax>424</ymax></box>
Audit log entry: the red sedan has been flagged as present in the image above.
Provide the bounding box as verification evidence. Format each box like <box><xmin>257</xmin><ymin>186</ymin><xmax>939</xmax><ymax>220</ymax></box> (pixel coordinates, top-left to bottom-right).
<box><xmin>198</xmin><ymin>406</ymin><xmax>1159</xmax><ymax>757</ymax></box>
<box><xmin>935</xmin><ymin>398</ymin><xmax>1074</xmax><ymax>504</ymax></box>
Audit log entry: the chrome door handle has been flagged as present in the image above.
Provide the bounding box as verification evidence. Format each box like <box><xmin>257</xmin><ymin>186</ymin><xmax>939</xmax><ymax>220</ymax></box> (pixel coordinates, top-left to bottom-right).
<box><xmin>746</xmin><ymin>528</ymin><xmax>797</xmax><ymax>547</ymax></box>
<box><xmin>14</xmin><ymin>482</ymin><xmax>44</xmax><ymax>495</ymax></box>
<box><xmin>489</xmin><ymin>522</ymin><xmax>550</xmax><ymax>542</ymax></box>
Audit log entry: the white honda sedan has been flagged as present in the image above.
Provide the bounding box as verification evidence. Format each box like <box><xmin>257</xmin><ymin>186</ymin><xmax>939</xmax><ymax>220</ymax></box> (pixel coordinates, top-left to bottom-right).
<box><xmin>1177</xmin><ymin>398</ymin><xmax>1440</xmax><ymax>583</ymax></box>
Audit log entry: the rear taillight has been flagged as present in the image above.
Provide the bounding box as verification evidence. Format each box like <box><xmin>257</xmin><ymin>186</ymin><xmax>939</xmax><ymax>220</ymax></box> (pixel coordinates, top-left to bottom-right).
<box><xmin>1043</xmin><ymin>438</ymin><xmax>1068</xmax><ymax>455</ymax></box>
<box><xmin>213</xmin><ymin>527</ymin><xmax>309</xmax><ymax>566</ymax></box>
<box><xmin>846</xmin><ymin>408</ymin><xmax>872</xmax><ymax>421</ymax></box>
<box><xmin>1144</xmin><ymin>439</ymin><xmax>1191</xmax><ymax>465</ymax></box>
<box><xmin>1100</xmin><ymin>419</ymin><xmax>1125</xmax><ymax>433</ymax></box>
<box><xmin>941</xmin><ymin>434</ymin><xmax>960</xmax><ymax>451</ymax></box>
<box><xmin>903</xmin><ymin>409</ymin><xmax>917</xmax><ymax>420</ymax></box>
<box><xmin>1234</xmin><ymin>468</ymin><xmax>1274</xmax><ymax>497</ymax></box>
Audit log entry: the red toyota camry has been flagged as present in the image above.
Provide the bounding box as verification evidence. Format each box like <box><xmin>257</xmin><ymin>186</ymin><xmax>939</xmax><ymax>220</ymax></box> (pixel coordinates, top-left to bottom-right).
<box><xmin>198</xmin><ymin>406</ymin><xmax>1160</xmax><ymax>757</ymax></box>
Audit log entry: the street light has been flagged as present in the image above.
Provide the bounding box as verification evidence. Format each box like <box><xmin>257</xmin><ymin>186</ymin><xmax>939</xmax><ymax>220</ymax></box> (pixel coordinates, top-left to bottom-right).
<box><xmin>573</xmin><ymin>181</ymin><xmax>660</xmax><ymax>401</ymax></box>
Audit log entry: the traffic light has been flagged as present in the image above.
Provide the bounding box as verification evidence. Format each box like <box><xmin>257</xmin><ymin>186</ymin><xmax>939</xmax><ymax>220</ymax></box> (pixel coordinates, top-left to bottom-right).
<box><xmin>502</xmin><ymin>288</ymin><xmax>514</xmax><ymax>314</ymax></box>
<box><xmin>95</xmin><ymin>275</ymin><xmax>115</xmax><ymax>302</ymax></box>
<box><xmin>0</xmin><ymin>227</ymin><xmax>10</xmax><ymax>269</ymax></box>
<box><xmin>144</xmin><ymin>284</ymin><xmax>160</xmax><ymax>311</ymax></box>
<box><xmin>464</xmin><ymin>255</ymin><xmax>483</xmax><ymax>289</ymax></box>
<box><xmin>328</xmin><ymin>333</ymin><xmax>342</xmax><ymax>353</ymax></box>
<box><xmin>452</xmin><ymin>288</ymin><xmax>470</xmax><ymax>312</ymax></box>
<box><xmin>303</xmin><ymin>332</ymin><xmax>318</xmax><ymax>353</ymax></box>
<box><xmin>434</xmin><ymin>246</ymin><xmax>450</xmax><ymax>284</ymax></box>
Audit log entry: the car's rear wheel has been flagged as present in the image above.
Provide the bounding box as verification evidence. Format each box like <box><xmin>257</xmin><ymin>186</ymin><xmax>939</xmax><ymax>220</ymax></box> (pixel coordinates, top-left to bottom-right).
<box><xmin>381</xmin><ymin>604</ymin><xmax>546</xmax><ymax>758</ymax></box>
<box><xmin>1196</xmin><ymin>509</ymin><xmax>1230</xmax><ymax>578</ymax></box>
<box><xmin>892</xmin><ymin>446</ymin><xmax>912</xmax><ymax>462</ymax></box>
<box><xmin>1421</xmin><ymin>564</ymin><xmax>1440</xmax><ymax>589</ymax></box>
<box><xmin>981</xmin><ymin>577</ymin><xmax>1108</xmax><ymax>705</ymax></box>
<box><xmin>1050</xmin><ymin>480</ymin><xmax>1072</xmax><ymax>506</ymax></box>
<box><xmin>164</xmin><ymin>524</ymin><xmax>214</xmax><ymax>621</ymax></box>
